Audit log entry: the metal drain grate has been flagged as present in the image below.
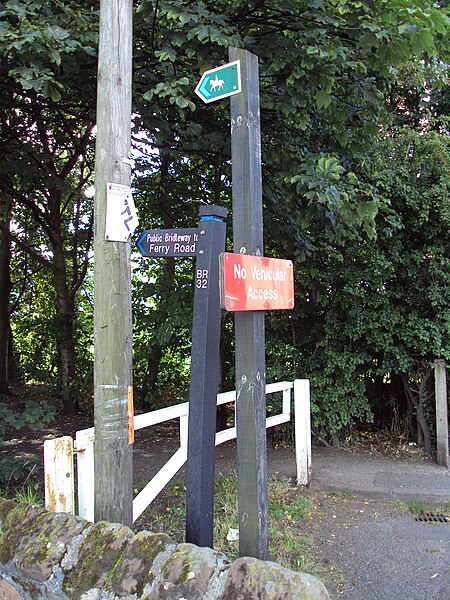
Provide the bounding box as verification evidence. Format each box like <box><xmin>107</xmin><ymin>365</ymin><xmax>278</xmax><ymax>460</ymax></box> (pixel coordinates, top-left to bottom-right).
<box><xmin>415</xmin><ymin>513</ymin><xmax>449</xmax><ymax>523</ymax></box>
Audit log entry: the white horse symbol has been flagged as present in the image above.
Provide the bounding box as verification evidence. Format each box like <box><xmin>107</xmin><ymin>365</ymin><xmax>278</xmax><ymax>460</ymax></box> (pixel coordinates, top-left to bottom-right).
<box><xmin>210</xmin><ymin>75</ymin><xmax>225</xmax><ymax>92</ymax></box>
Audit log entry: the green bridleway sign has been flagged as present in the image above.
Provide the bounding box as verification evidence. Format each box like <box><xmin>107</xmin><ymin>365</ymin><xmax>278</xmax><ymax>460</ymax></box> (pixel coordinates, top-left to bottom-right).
<box><xmin>195</xmin><ymin>60</ymin><xmax>241</xmax><ymax>103</ymax></box>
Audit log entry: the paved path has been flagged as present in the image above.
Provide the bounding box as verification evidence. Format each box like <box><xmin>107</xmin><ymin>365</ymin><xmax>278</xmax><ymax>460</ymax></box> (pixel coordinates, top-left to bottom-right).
<box><xmin>310</xmin><ymin>447</ymin><xmax>450</xmax><ymax>505</ymax></box>
<box><xmin>215</xmin><ymin>443</ymin><xmax>450</xmax><ymax>505</ymax></box>
<box><xmin>134</xmin><ymin>436</ymin><xmax>450</xmax><ymax>505</ymax></box>
<box><xmin>306</xmin><ymin>448</ymin><xmax>450</xmax><ymax>600</ymax></box>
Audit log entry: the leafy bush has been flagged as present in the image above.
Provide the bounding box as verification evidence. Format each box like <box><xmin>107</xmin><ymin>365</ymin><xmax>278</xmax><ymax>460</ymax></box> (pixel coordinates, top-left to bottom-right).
<box><xmin>0</xmin><ymin>400</ymin><xmax>56</xmax><ymax>484</ymax></box>
<box><xmin>0</xmin><ymin>456</ymin><xmax>39</xmax><ymax>483</ymax></box>
<box><xmin>0</xmin><ymin>400</ymin><xmax>56</xmax><ymax>437</ymax></box>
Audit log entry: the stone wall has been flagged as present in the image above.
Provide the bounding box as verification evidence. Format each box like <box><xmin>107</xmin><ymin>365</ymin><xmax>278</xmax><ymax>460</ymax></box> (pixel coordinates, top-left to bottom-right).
<box><xmin>0</xmin><ymin>498</ymin><xmax>330</xmax><ymax>599</ymax></box>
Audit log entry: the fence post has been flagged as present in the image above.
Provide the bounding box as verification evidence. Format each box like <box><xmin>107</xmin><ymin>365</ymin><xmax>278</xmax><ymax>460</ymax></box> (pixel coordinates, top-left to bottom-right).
<box><xmin>434</xmin><ymin>359</ymin><xmax>449</xmax><ymax>468</ymax></box>
<box><xmin>44</xmin><ymin>436</ymin><xmax>74</xmax><ymax>514</ymax></box>
<box><xmin>76</xmin><ymin>428</ymin><xmax>95</xmax><ymax>521</ymax></box>
<box><xmin>294</xmin><ymin>379</ymin><xmax>311</xmax><ymax>485</ymax></box>
<box><xmin>180</xmin><ymin>413</ymin><xmax>189</xmax><ymax>449</ymax></box>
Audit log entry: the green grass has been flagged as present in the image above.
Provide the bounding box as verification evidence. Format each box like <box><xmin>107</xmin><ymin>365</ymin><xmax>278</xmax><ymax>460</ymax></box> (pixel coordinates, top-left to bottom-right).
<box><xmin>397</xmin><ymin>499</ymin><xmax>450</xmax><ymax>516</ymax></box>
<box><xmin>136</xmin><ymin>474</ymin><xmax>314</xmax><ymax>572</ymax></box>
<box><xmin>406</xmin><ymin>500</ymin><xmax>430</xmax><ymax>515</ymax></box>
<box><xmin>0</xmin><ymin>482</ymin><xmax>44</xmax><ymax>507</ymax></box>
<box><xmin>14</xmin><ymin>484</ymin><xmax>44</xmax><ymax>506</ymax></box>
<box><xmin>328</xmin><ymin>489</ymin><xmax>357</xmax><ymax>499</ymax></box>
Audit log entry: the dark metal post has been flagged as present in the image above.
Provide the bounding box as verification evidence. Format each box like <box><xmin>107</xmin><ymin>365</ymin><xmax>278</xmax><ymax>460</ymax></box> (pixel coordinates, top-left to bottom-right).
<box><xmin>186</xmin><ymin>205</ymin><xmax>227</xmax><ymax>548</ymax></box>
<box><xmin>229</xmin><ymin>47</ymin><xmax>268</xmax><ymax>559</ymax></box>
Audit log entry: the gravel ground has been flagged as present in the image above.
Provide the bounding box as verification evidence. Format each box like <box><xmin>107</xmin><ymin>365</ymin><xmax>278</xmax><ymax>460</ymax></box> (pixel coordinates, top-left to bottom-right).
<box><xmin>299</xmin><ymin>491</ymin><xmax>449</xmax><ymax>600</ymax></box>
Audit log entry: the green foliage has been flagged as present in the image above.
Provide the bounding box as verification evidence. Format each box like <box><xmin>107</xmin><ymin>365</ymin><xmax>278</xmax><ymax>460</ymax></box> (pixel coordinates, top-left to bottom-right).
<box><xmin>133</xmin><ymin>0</ymin><xmax>450</xmax><ymax>274</ymax></box>
<box><xmin>2</xmin><ymin>0</ymin><xmax>450</xmax><ymax>434</ymax></box>
<box><xmin>0</xmin><ymin>401</ymin><xmax>56</xmax><ymax>484</ymax></box>
<box><xmin>0</xmin><ymin>456</ymin><xmax>39</xmax><ymax>484</ymax></box>
<box><xmin>0</xmin><ymin>0</ymin><xmax>98</xmax><ymax>99</ymax></box>
<box><xmin>0</xmin><ymin>400</ymin><xmax>56</xmax><ymax>439</ymax></box>
<box><xmin>10</xmin><ymin>271</ymin><xmax>58</xmax><ymax>384</ymax></box>
<box><xmin>294</xmin><ymin>119</ymin><xmax>450</xmax><ymax>436</ymax></box>
<box><xmin>0</xmin><ymin>398</ymin><xmax>56</xmax><ymax>484</ymax></box>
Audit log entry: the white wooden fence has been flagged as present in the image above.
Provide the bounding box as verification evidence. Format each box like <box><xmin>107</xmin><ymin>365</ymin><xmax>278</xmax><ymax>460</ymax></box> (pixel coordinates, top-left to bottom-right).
<box><xmin>44</xmin><ymin>379</ymin><xmax>311</xmax><ymax>522</ymax></box>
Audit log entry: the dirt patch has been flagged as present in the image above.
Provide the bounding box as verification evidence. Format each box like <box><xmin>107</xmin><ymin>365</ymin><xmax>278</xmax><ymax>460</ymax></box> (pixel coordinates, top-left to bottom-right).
<box><xmin>0</xmin><ymin>385</ymin><xmax>93</xmax><ymax>478</ymax></box>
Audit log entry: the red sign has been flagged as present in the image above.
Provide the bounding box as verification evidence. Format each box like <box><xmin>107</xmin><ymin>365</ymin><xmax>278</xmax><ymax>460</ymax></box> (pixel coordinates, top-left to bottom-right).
<box><xmin>220</xmin><ymin>253</ymin><xmax>294</xmax><ymax>311</ymax></box>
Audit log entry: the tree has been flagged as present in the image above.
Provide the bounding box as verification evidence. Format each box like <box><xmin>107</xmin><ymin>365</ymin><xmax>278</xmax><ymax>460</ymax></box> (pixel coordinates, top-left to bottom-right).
<box><xmin>134</xmin><ymin>0</ymin><xmax>450</xmax><ymax>252</ymax></box>
<box><xmin>0</xmin><ymin>199</ymin><xmax>12</xmax><ymax>394</ymax></box>
<box><xmin>0</xmin><ymin>0</ymin><xmax>98</xmax><ymax>412</ymax></box>
<box><xmin>130</xmin><ymin>0</ymin><xmax>449</xmax><ymax>435</ymax></box>
<box><xmin>2</xmin><ymin>0</ymin><xmax>449</xmax><ymax>429</ymax></box>
<box><xmin>297</xmin><ymin>122</ymin><xmax>450</xmax><ymax>442</ymax></box>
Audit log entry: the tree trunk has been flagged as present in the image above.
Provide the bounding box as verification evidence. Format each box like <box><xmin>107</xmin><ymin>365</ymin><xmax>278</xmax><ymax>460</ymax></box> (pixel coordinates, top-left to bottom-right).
<box><xmin>0</xmin><ymin>211</ymin><xmax>12</xmax><ymax>395</ymax></box>
<box><xmin>400</xmin><ymin>369</ymin><xmax>433</xmax><ymax>452</ymax></box>
<box><xmin>417</xmin><ymin>371</ymin><xmax>433</xmax><ymax>453</ymax></box>
<box><xmin>7</xmin><ymin>325</ymin><xmax>19</xmax><ymax>383</ymax></box>
<box><xmin>51</xmin><ymin>228</ymin><xmax>77</xmax><ymax>415</ymax></box>
<box><xmin>140</xmin><ymin>345</ymin><xmax>163</xmax><ymax>408</ymax></box>
<box><xmin>142</xmin><ymin>155</ymin><xmax>175</xmax><ymax>407</ymax></box>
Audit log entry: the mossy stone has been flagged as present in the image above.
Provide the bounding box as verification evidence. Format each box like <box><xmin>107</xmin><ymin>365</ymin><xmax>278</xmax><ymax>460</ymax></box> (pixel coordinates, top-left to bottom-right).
<box><xmin>104</xmin><ymin>530</ymin><xmax>173</xmax><ymax>596</ymax></box>
<box><xmin>12</xmin><ymin>511</ymin><xmax>88</xmax><ymax>582</ymax></box>
<box><xmin>150</xmin><ymin>543</ymin><xmax>228</xmax><ymax>599</ymax></box>
<box><xmin>221</xmin><ymin>557</ymin><xmax>330</xmax><ymax>600</ymax></box>
<box><xmin>62</xmin><ymin>520</ymin><xmax>133</xmax><ymax>600</ymax></box>
<box><xmin>0</xmin><ymin>503</ymin><xmax>45</xmax><ymax>564</ymax></box>
<box><xmin>0</xmin><ymin>497</ymin><xmax>19</xmax><ymax>530</ymax></box>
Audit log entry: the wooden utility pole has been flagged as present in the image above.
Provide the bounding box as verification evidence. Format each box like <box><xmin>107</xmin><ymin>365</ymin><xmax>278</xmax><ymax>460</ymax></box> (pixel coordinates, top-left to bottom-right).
<box><xmin>229</xmin><ymin>47</ymin><xmax>268</xmax><ymax>560</ymax></box>
<box><xmin>93</xmin><ymin>0</ymin><xmax>134</xmax><ymax>525</ymax></box>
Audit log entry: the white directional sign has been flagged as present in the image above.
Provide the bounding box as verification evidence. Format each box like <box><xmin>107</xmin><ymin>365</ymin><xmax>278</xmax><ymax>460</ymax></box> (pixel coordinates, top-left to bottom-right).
<box><xmin>195</xmin><ymin>60</ymin><xmax>241</xmax><ymax>104</ymax></box>
<box><xmin>105</xmin><ymin>182</ymin><xmax>139</xmax><ymax>242</ymax></box>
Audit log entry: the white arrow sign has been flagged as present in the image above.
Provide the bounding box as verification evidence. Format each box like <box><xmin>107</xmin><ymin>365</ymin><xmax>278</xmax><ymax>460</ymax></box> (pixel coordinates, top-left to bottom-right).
<box><xmin>105</xmin><ymin>182</ymin><xmax>139</xmax><ymax>242</ymax></box>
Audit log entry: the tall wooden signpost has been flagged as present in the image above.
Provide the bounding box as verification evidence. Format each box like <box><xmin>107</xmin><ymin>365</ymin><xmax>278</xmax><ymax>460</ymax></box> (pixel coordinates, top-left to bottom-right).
<box><xmin>194</xmin><ymin>48</ymin><xmax>293</xmax><ymax>559</ymax></box>
<box><xmin>138</xmin><ymin>207</ymin><xmax>228</xmax><ymax>548</ymax></box>
<box><xmin>228</xmin><ymin>47</ymin><xmax>268</xmax><ymax>559</ymax></box>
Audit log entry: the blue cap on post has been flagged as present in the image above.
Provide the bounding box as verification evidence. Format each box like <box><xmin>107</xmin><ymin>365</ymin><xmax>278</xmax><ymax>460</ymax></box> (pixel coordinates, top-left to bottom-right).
<box><xmin>199</xmin><ymin>205</ymin><xmax>228</xmax><ymax>222</ymax></box>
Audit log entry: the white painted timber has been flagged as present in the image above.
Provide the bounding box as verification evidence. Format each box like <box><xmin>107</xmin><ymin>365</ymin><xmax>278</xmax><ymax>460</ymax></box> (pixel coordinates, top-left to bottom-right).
<box><xmin>294</xmin><ymin>379</ymin><xmax>311</xmax><ymax>485</ymax></box>
<box><xmin>46</xmin><ymin>380</ymin><xmax>311</xmax><ymax>523</ymax></box>
<box><xmin>134</xmin><ymin>402</ymin><xmax>189</xmax><ymax>430</ymax></box>
<box><xmin>44</xmin><ymin>436</ymin><xmax>74</xmax><ymax>514</ymax></box>
<box><xmin>133</xmin><ymin>446</ymin><xmax>188</xmax><ymax>522</ymax></box>
<box><xmin>75</xmin><ymin>427</ymin><xmax>95</xmax><ymax>521</ymax></box>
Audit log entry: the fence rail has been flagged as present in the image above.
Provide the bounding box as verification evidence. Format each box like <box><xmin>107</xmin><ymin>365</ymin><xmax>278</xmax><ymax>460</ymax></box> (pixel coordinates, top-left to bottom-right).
<box><xmin>44</xmin><ymin>379</ymin><xmax>311</xmax><ymax>523</ymax></box>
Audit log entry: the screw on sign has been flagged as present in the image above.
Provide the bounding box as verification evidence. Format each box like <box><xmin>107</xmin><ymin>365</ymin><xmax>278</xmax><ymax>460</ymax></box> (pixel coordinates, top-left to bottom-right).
<box><xmin>137</xmin><ymin>228</ymin><xmax>199</xmax><ymax>257</ymax></box>
<box><xmin>104</xmin><ymin>182</ymin><xmax>139</xmax><ymax>242</ymax></box>
<box><xmin>195</xmin><ymin>60</ymin><xmax>241</xmax><ymax>103</ymax></box>
<box><xmin>220</xmin><ymin>253</ymin><xmax>295</xmax><ymax>312</ymax></box>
